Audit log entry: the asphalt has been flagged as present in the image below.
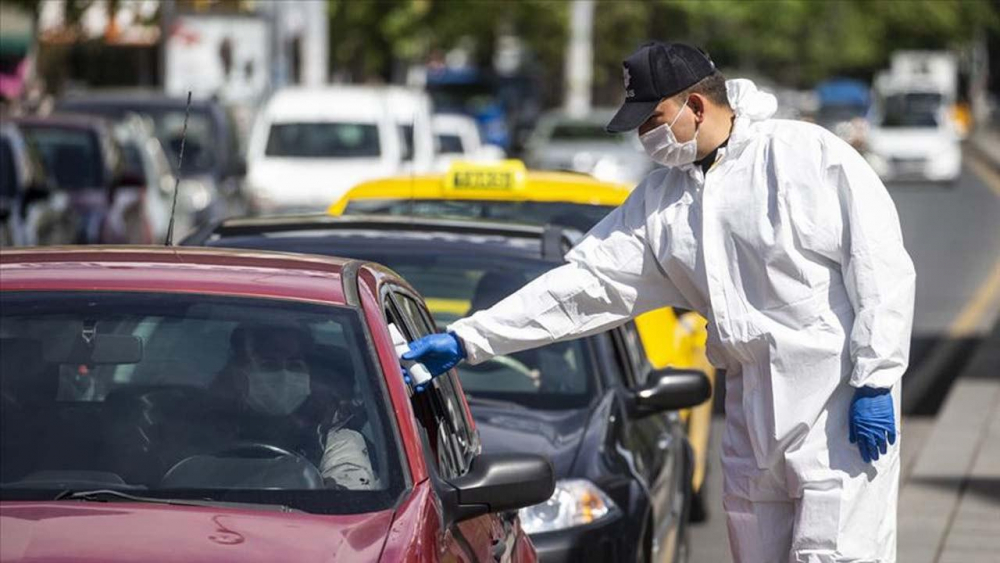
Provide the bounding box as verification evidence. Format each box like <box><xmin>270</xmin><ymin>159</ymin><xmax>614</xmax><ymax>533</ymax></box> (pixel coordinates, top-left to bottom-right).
<box><xmin>687</xmin><ymin>131</ymin><xmax>1000</xmax><ymax>561</ymax></box>
<box><xmin>891</xmin><ymin>131</ymin><xmax>1000</xmax><ymax>413</ymax></box>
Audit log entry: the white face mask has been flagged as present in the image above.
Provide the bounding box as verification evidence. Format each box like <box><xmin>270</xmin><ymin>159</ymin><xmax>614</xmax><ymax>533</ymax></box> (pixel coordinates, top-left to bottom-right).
<box><xmin>639</xmin><ymin>98</ymin><xmax>699</xmax><ymax>167</ymax></box>
<box><xmin>246</xmin><ymin>369</ymin><xmax>311</xmax><ymax>416</ymax></box>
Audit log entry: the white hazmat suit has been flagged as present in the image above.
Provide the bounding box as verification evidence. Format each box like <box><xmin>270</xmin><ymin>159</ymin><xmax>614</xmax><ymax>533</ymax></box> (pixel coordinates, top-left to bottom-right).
<box><xmin>449</xmin><ymin>79</ymin><xmax>916</xmax><ymax>562</ymax></box>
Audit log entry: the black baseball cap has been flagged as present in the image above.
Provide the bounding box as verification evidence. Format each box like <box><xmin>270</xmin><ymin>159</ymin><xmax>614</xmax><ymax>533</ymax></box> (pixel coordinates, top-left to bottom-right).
<box><xmin>606</xmin><ymin>41</ymin><xmax>716</xmax><ymax>133</ymax></box>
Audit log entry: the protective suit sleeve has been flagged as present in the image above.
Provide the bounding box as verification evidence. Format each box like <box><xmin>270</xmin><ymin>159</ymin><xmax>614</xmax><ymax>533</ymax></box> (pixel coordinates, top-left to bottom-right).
<box><xmin>825</xmin><ymin>139</ymin><xmax>916</xmax><ymax>389</ymax></box>
<box><xmin>449</xmin><ymin>182</ymin><xmax>691</xmax><ymax>364</ymax></box>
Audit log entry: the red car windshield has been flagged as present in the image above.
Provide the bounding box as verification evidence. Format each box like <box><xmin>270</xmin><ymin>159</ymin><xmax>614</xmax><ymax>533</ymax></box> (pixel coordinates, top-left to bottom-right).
<box><xmin>0</xmin><ymin>291</ymin><xmax>405</xmax><ymax>514</ymax></box>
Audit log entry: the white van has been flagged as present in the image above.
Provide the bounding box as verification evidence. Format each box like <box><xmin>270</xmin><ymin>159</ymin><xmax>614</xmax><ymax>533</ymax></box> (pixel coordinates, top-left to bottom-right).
<box><xmin>866</xmin><ymin>72</ymin><xmax>962</xmax><ymax>184</ymax></box>
<box><xmin>244</xmin><ymin>86</ymin><xmax>404</xmax><ymax>214</ymax></box>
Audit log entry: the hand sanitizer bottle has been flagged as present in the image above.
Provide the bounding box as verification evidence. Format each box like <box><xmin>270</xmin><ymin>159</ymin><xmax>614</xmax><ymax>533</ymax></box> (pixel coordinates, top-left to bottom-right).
<box><xmin>388</xmin><ymin>323</ymin><xmax>433</xmax><ymax>387</ymax></box>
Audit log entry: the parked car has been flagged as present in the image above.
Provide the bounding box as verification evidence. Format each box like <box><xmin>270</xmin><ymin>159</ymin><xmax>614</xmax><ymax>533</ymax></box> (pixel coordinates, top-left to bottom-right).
<box><xmin>523</xmin><ymin>109</ymin><xmax>654</xmax><ymax>186</ymax></box>
<box><xmin>866</xmin><ymin>87</ymin><xmax>962</xmax><ymax>184</ymax></box>
<box><xmin>431</xmin><ymin>113</ymin><xmax>505</xmax><ymax>171</ymax></box>
<box><xmin>243</xmin><ymin>86</ymin><xmax>405</xmax><ymax>215</ymax></box>
<box><xmin>0</xmin><ymin>123</ymin><xmax>76</xmax><ymax>246</ymax></box>
<box><xmin>184</xmin><ymin>215</ymin><xmax>712</xmax><ymax>562</ymax></box>
<box><xmin>329</xmin><ymin>161</ymin><xmax>718</xmax><ymax>520</ymax></box>
<box><xmin>56</xmin><ymin>91</ymin><xmax>245</xmax><ymax>222</ymax></box>
<box><xmin>11</xmin><ymin>114</ymin><xmax>154</xmax><ymax>245</ymax></box>
<box><xmin>111</xmin><ymin>116</ymin><xmax>190</xmax><ymax>243</ymax></box>
<box><xmin>0</xmin><ymin>245</ymin><xmax>552</xmax><ymax>562</ymax></box>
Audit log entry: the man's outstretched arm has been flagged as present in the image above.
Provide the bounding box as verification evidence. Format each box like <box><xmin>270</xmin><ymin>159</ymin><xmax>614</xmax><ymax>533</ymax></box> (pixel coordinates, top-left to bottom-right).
<box><xmin>404</xmin><ymin>182</ymin><xmax>691</xmax><ymax>376</ymax></box>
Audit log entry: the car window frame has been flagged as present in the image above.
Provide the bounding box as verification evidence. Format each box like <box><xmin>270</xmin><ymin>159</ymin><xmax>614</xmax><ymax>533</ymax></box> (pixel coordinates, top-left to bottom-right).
<box><xmin>609</xmin><ymin>322</ymin><xmax>654</xmax><ymax>389</ymax></box>
<box><xmin>379</xmin><ymin>284</ymin><xmax>476</xmax><ymax>479</ymax></box>
<box><xmin>393</xmin><ymin>288</ymin><xmax>480</xmax><ymax>464</ymax></box>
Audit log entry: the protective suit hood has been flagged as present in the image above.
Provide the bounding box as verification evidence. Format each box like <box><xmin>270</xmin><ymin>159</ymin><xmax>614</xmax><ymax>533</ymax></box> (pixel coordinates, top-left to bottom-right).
<box><xmin>726</xmin><ymin>79</ymin><xmax>778</xmax><ymax>122</ymax></box>
<box><xmin>724</xmin><ymin>79</ymin><xmax>778</xmax><ymax>155</ymax></box>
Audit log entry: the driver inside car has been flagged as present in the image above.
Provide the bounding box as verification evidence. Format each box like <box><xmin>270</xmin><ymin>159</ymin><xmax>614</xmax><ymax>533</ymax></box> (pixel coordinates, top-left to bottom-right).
<box><xmin>210</xmin><ymin>323</ymin><xmax>378</xmax><ymax>490</ymax></box>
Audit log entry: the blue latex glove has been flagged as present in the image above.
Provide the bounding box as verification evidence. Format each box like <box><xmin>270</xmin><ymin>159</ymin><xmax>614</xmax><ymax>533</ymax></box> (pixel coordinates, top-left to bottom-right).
<box><xmin>849</xmin><ymin>386</ymin><xmax>897</xmax><ymax>463</ymax></box>
<box><xmin>401</xmin><ymin>332</ymin><xmax>466</xmax><ymax>378</ymax></box>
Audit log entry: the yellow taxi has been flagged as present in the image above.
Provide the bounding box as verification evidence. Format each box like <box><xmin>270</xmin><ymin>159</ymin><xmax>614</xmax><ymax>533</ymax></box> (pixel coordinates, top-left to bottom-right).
<box><xmin>329</xmin><ymin>160</ymin><xmax>717</xmax><ymax>518</ymax></box>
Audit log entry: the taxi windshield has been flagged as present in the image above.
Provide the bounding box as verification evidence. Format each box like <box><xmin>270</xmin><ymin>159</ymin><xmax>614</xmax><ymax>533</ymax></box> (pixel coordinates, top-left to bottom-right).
<box><xmin>344</xmin><ymin>199</ymin><xmax>615</xmax><ymax>232</ymax></box>
<box><xmin>0</xmin><ymin>292</ymin><xmax>403</xmax><ymax>514</ymax></box>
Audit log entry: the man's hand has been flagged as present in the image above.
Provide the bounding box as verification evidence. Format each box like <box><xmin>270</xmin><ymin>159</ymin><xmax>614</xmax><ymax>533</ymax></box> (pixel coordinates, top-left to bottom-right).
<box><xmin>849</xmin><ymin>386</ymin><xmax>896</xmax><ymax>463</ymax></box>
<box><xmin>402</xmin><ymin>332</ymin><xmax>466</xmax><ymax>379</ymax></box>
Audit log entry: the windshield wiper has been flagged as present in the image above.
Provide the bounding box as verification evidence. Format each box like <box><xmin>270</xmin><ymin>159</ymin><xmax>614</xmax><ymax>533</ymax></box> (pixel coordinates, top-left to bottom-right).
<box><xmin>53</xmin><ymin>489</ymin><xmax>300</xmax><ymax>513</ymax></box>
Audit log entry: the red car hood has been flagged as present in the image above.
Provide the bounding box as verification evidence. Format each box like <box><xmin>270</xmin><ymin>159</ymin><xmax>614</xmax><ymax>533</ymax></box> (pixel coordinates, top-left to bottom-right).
<box><xmin>0</xmin><ymin>501</ymin><xmax>394</xmax><ymax>563</ymax></box>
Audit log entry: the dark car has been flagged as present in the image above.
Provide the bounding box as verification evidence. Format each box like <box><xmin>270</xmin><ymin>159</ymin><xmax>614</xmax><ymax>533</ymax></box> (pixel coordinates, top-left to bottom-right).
<box><xmin>185</xmin><ymin>215</ymin><xmax>711</xmax><ymax>562</ymax></box>
<box><xmin>1</xmin><ymin>246</ymin><xmax>551</xmax><ymax>562</ymax></box>
<box><xmin>11</xmin><ymin>114</ymin><xmax>153</xmax><ymax>245</ymax></box>
<box><xmin>56</xmin><ymin>92</ymin><xmax>247</xmax><ymax>222</ymax></box>
<box><xmin>0</xmin><ymin>123</ymin><xmax>76</xmax><ymax>246</ymax></box>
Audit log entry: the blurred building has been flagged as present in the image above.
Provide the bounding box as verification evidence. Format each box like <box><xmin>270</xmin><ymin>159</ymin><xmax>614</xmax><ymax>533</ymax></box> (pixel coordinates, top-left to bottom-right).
<box><xmin>30</xmin><ymin>0</ymin><xmax>326</xmax><ymax>103</ymax></box>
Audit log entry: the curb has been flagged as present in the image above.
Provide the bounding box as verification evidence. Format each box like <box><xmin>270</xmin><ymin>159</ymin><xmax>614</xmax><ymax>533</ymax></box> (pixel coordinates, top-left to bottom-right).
<box><xmin>967</xmin><ymin>128</ymin><xmax>1000</xmax><ymax>170</ymax></box>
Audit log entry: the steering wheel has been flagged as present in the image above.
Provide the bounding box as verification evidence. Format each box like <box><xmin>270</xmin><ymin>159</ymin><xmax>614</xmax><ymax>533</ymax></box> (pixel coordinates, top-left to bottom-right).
<box><xmin>213</xmin><ymin>442</ymin><xmax>306</xmax><ymax>460</ymax></box>
<box><xmin>162</xmin><ymin>441</ymin><xmax>324</xmax><ymax>490</ymax></box>
<box><xmin>463</xmin><ymin>354</ymin><xmax>538</xmax><ymax>382</ymax></box>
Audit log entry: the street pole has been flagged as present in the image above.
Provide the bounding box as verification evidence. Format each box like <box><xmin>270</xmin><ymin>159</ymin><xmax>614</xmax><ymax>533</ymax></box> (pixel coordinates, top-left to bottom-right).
<box><xmin>564</xmin><ymin>0</ymin><xmax>594</xmax><ymax>118</ymax></box>
<box><xmin>159</xmin><ymin>0</ymin><xmax>175</xmax><ymax>89</ymax></box>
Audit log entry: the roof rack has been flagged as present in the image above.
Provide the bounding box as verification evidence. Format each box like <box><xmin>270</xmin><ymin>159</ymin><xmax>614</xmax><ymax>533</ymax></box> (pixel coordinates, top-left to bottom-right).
<box><xmin>181</xmin><ymin>214</ymin><xmax>581</xmax><ymax>259</ymax></box>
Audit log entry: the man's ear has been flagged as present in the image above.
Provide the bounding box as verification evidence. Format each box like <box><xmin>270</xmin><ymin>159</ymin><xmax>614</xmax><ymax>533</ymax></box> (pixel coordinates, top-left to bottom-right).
<box><xmin>689</xmin><ymin>94</ymin><xmax>706</xmax><ymax>122</ymax></box>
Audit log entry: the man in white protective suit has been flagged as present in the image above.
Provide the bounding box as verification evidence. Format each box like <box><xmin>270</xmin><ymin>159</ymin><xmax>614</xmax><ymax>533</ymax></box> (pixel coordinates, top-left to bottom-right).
<box><xmin>403</xmin><ymin>41</ymin><xmax>915</xmax><ymax>563</ymax></box>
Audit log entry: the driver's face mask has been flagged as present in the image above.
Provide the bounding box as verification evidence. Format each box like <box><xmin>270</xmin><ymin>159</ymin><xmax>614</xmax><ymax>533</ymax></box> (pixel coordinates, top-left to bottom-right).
<box><xmin>245</xmin><ymin>357</ymin><xmax>311</xmax><ymax>416</ymax></box>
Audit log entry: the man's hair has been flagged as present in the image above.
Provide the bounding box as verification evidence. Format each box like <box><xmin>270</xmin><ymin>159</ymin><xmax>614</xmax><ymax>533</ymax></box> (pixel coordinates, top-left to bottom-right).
<box><xmin>673</xmin><ymin>70</ymin><xmax>730</xmax><ymax>108</ymax></box>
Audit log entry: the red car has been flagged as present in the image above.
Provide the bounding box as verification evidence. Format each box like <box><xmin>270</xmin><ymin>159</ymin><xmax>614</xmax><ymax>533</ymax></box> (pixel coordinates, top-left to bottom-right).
<box><xmin>0</xmin><ymin>246</ymin><xmax>552</xmax><ymax>562</ymax></box>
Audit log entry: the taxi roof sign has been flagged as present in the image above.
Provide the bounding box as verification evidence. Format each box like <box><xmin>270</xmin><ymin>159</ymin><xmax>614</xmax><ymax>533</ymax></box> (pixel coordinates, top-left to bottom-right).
<box><xmin>444</xmin><ymin>160</ymin><xmax>527</xmax><ymax>193</ymax></box>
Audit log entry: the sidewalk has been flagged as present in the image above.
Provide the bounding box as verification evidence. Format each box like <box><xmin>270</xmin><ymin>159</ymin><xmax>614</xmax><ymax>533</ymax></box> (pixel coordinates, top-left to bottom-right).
<box><xmin>897</xmin><ymin>322</ymin><xmax>1000</xmax><ymax>563</ymax></box>
<box><xmin>969</xmin><ymin>126</ymin><xmax>1000</xmax><ymax>169</ymax></box>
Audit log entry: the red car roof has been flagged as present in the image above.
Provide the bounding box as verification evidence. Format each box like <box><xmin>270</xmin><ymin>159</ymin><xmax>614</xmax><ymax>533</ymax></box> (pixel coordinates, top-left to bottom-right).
<box><xmin>0</xmin><ymin>246</ymin><xmax>351</xmax><ymax>306</ymax></box>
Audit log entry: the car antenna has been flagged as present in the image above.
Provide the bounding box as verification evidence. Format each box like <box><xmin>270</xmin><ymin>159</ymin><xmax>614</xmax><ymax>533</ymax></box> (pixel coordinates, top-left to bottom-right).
<box><xmin>164</xmin><ymin>91</ymin><xmax>192</xmax><ymax>246</ymax></box>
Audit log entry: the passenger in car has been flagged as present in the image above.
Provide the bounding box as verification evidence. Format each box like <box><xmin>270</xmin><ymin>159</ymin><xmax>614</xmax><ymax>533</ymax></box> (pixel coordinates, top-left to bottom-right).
<box><xmin>210</xmin><ymin>323</ymin><xmax>378</xmax><ymax>490</ymax></box>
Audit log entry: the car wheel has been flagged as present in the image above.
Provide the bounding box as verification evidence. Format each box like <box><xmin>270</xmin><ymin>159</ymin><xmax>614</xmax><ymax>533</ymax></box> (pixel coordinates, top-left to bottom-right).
<box><xmin>689</xmin><ymin>487</ymin><xmax>709</xmax><ymax>523</ymax></box>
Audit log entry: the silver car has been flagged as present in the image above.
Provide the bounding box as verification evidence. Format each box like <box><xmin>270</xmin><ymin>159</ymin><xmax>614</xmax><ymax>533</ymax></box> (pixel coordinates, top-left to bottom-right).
<box><xmin>0</xmin><ymin>123</ymin><xmax>75</xmax><ymax>247</ymax></box>
<box><xmin>523</xmin><ymin>109</ymin><xmax>654</xmax><ymax>187</ymax></box>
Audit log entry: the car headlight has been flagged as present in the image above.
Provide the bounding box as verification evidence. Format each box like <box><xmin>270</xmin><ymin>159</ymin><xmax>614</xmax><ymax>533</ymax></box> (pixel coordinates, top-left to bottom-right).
<box><xmin>518</xmin><ymin>479</ymin><xmax>618</xmax><ymax>534</ymax></box>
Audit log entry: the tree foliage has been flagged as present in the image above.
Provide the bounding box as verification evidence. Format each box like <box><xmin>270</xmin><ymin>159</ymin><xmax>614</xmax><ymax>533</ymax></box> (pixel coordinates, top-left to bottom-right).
<box><xmin>326</xmin><ymin>0</ymin><xmax>566</xmax><ymax>83</ymax></box>
<box><xmin>587</xmin><ymin>0</ymin><xmax>997</xmax><ymax>97</ymax></box>
<box><xmin>325</xmin><ymin>0</ymin><xmax>996</xmax><ymax>100</ymax></box>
